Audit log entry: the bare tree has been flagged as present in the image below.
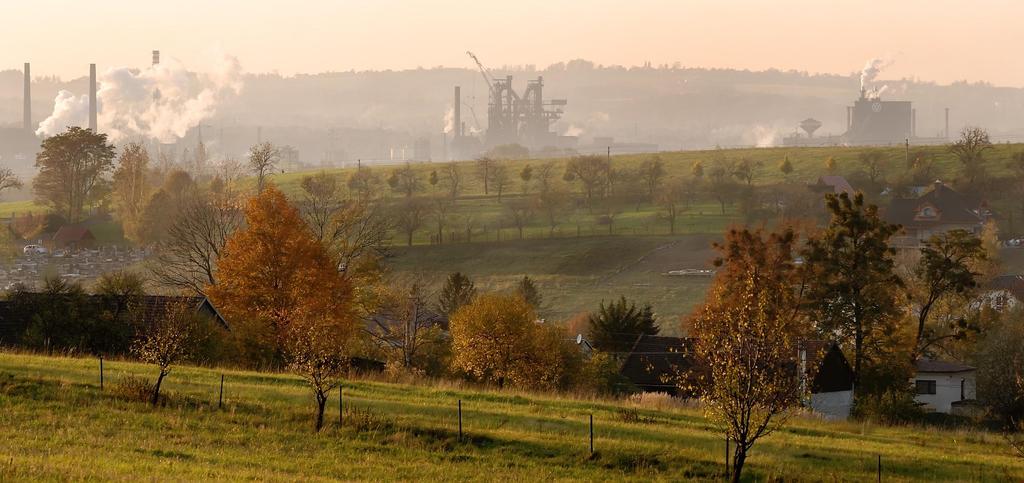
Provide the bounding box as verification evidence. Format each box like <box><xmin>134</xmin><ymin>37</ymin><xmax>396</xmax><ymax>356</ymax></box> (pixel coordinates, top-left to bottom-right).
<box><xmin>490</xmin><ymin>165</ymin><xmax>510</xmax><ymax>201</ymax></box>
<box><xmin>537</xmin><ymin>188</ymin><xmax>569</xmax><ymax>237</ymax></box>
<box><xmin>285</xmin><ymin>315</ymin><xmax>351</xmax><ymax>431</ymax></box>
<box><xmin>563</xmin><ymin>155</ymin><xmax>610</xmax><ymax>207</ymax></box>
<box><xmin>534</xmin><ymin>162</ymin><xmax>558</xmax><ymax>196</ymax></box>
<box><xmin>657</xmin><ymin>179</ymin><xmax>687</xmax><ymax>235</ymax></box>
<box><xmin>299</xmin><ymin>171</ymin><xmax>391</xmax><ymax>276</ymax></box>
<box><xmin>395</xmin><ymin>197</ymin><xmax>428</xmax><ymax>246</ymax></box>
<box><xmin>0</xmin><ymin>168</ymin><xmax>23</xmax><ymax>199</ymax></box>
<box><xmin>388</xmin><ymin>163</ymin><xmax>421</xmax><ymax>198</ymax></box>
<box><xmin>859</xmin><ymin>150</ymin><xmax>887</xmax><ymax>186</ymax></box>
<box><xmin>442</xmin><ymin>163</ymin><xmax>462</xmax><ymax>199</ymax></box>
<box><xmin>248</xmin><ymin>142</ymin><xmax>280</xmax><ymax>192</ymax></box>
<box><xmin>299</xmin><ymin>172</ymin><xmax>342</xmax><ymax>242</ymax></box>
<box><xmin>149</xmin><ymin>191</ymin><xmax>241</xmax><ymax>296</ymax></box>
<box><xmin>365</xmin><ymin>282</ymin><xmax>441</xmax><ymax>368</ymax></box>
<box><xmin>503</xmin><ymin>198</ymin><xmax>535</xmax><ymax>239</ymax></box>
<box><xmin>949</xmin><ymin>127</ymin><xmax>993</xmax><ymax>185</ymax></box>
<box><xmin>639</xmin><ymin>156</ymin><xmax>666</xmax><ymax>201</ymax></box>
<box><xmin>430</xmin><ymin>195</ymin><xmax>455</xmax><ymax>244</ymax></box>
<box><xmin>132</xmin><ymin>299</ymin><xmax>205</xmax><ymax>406</ymax></box>
<box><xmin>475</xmin><ymin>157</ymin><xmax>494</xmax><ymax>194</ymax></box>
<box><xmin>731</xmin><ymin>157</ymin><xmax>762</xmax><ymax>187</ymax></box>
<box><xmin>347</xmin><ymin>165</ymin><xmax>380</xmax><ymax>200</ymax></box>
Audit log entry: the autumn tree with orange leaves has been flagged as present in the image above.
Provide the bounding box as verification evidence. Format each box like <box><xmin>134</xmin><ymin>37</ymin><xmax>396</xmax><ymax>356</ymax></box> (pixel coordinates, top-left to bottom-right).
<box><xmin>208</xmin><ymin>185</ymin><xmax>356</xmax><ymax>430</ymax></box>
<box><xmin>449</xmin><ymin>293</ymin><xmax>578</xmax><ymax>390</ymax></box>
<box><xmin>686</xmin><ymin>228</ymin><xmax>808</xmax><ymax>482</ymax></box>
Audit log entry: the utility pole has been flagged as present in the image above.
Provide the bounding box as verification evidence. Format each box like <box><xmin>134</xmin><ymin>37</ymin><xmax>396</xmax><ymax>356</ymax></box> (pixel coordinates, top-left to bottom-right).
<box><xmin>606</xmin><ymin>145</ymin><xmax>613</xmax><ymax>194</ymax></box>
<box><xmin>405</xmin><ymin>292</ymin><xmax>417</xmax><ymax>368</ymax></box>
<box><xmin>905</xmin><ymin>138</ymin><xmax>910</xmax><ymax>169</ymax></box>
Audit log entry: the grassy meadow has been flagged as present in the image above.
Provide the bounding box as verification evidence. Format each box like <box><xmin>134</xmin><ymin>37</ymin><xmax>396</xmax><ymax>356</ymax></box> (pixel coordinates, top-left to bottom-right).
<box><xmin>0</xmin><ymin>351</ymin><xmax>1022</xmax><ymax>481</ymax></box>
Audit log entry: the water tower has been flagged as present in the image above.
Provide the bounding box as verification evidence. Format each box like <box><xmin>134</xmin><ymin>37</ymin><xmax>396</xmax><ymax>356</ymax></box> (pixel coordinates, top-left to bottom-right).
<box><xmin>799</xmin><ymin>118</ymin><xmax>822</xmax><ymax>138</ymax></box>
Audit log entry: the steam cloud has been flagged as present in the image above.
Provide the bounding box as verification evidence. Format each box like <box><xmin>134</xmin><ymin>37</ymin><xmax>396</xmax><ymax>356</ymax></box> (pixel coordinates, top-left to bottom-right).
<box><xmin>36</xmin><ymin>52</ymin><xmax>244</xmax><ymax>142</ymax></box>
<box><xmin>443</xmin><ymin>106</ymin><xmax>454</xmax><ymax>134</ymax></box>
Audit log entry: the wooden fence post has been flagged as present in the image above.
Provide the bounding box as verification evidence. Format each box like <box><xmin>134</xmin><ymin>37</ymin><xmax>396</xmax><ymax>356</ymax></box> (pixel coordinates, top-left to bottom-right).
<box><xmin>725</xmin><ymin>436</ymin><xmax>730</xmax><ymax>479</ymax></box>
<box><xmin>218</xmin><ymin>374</ymin><xmax>224</xmax><ymax>408</ymax></box>
<box><xmin>589</xmin><ymin>414</ymin><xmax>594</xmax><ymax>454</ymax></box>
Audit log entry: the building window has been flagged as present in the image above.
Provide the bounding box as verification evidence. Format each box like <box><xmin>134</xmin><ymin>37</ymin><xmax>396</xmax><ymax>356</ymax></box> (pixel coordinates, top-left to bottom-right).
<box><xmin>916</xmin><ymin>380</ymin><xmax>937</xmax><ymax>395</ymax></box>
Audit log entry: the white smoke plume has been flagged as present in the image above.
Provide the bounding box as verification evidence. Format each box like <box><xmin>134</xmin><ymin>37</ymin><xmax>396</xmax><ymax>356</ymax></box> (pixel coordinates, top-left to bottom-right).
<box><xmin>563</xmin><ymin>124</ymin><xmax>584</xmax><ymax>137</ymax></box>
<box><xmin>750</xmin><ymin>124</ymin><xmax>781</xmax><ymax>148</ymax></box>
<box><xmin>36</xmin><ymin>51</ymin><xmax>243</xmax><ymax>142</ymax></box>
<box><xmin>443</xmin><ymin>106</ymin><xmax>454</xmax><ymax>134</ymax></box>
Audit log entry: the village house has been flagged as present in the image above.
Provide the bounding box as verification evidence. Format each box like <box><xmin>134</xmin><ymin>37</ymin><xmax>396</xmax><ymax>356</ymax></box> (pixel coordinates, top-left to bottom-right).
<box><xmin>617</xmin><ymin>335</ymin><xmax>856</xmax><ymax>419</ymax></box>
<box><xmin>808</xmin><ymin>175</ymin><xmax>856</xmax><ymax>196</ymax></box>
<box><xmin>913</xmin><ymin>359</ymin><xmax>977</xmax><ymax>414</ymax></box>
<box><xmin>51</xmin><ymin>225</ymin><xmax>97</xmax><ymax>250</ymax></box>
<box><xmin>884</xmin><ymin>181</ymin><xmax>990</xmax><ymax>248</ymax></box>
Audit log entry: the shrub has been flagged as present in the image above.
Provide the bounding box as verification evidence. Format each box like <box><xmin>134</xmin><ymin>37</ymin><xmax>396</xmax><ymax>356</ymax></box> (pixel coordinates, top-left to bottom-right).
<box><xmin>852</xmin><ymin>389</ymin><xmax>925</xmax><ymax>424</ymax></box>
<box><xmin>112</xmin><ymin>375</ymin><xmax>157</xmax><ymax>404</ymax></box>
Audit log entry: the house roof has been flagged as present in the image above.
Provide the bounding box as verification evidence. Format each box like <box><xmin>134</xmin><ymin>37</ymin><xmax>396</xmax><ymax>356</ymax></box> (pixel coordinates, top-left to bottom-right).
<box><xmin>51</xmin><ymin>225</ymin><xmax>96</xmax><ymax>245</ymax></box>
<box><xmin>617</xmin><ymin>335</ymin><xmax>693</xmax><ymax>394</ymax></box>
<box><xmin>134</xmin><ymin>295</ymin><xmax>229</xmax><ymax>330</ymax></box>
<box><xmin>916</xmin><ymin>359</ymin><xmax>975</xmax><ymax>373</ymax></box>
<box><xmin>617</xmin><ymin>336</ymin><xmax>854</xmax><ymax>395</ymax></box>
<box><xmin>814</xmin><ymin>176</ymin><xmax>855</xmax><ymax>195</ymax></box>
<box><xmin>0</xmin><ymin>293</ymin><xmax>228</xmax><ymax>343</ymax></box>
<box><xmin>885</xmin><ymin>182</ymin><xmax>985</xmax><ymax>228</ymax></box>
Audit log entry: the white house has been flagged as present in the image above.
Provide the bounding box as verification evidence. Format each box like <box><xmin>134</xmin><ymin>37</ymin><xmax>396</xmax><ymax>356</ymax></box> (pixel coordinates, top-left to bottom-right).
<box><xmin>913</xmin><ymin>359</ymin><xmax>976</xmax><ymax>414</ymax></box>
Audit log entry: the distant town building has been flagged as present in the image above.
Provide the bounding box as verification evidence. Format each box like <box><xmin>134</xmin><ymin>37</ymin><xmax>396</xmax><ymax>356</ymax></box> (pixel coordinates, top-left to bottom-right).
<box><xmin>885</xmin><ymin>181</ymin><xmax>990</xmax><ymax>247</ymax></box>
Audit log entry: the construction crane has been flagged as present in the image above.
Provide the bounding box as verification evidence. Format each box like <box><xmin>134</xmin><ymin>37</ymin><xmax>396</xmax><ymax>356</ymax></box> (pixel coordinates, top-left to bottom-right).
<box><xmin>466</xmin><ymin>51</ymin><xmax>496</xmax><ymax>96</ymax></box>
<box><xmin>462</xmin><ymin>101</ymin><xmax>482</xmax><ymax>132</ymax></box>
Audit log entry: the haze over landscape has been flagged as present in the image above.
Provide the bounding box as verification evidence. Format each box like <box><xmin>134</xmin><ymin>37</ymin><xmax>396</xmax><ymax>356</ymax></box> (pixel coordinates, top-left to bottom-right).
<box><xmin>3</xmin><ymin>2</ymin><xmax>1024</xmax><ymax>481</ymax></box>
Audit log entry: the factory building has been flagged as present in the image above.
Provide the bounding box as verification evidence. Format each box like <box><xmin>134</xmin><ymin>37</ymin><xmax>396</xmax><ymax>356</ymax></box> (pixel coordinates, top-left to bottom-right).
<box><xmin>447</xmin><ymin>53</ymin><xmax>577</xmax><ymax>160</ymax></box>
<box><xmin>784</xmin><ymin>87</ymin><xmax>949</xmax><ymax>147</ymax></box>
<box><xmin>843</xmin><ymin>88</ymin><xmax>913</xmax><ymax>145</ymax></box>
<box><xmin>0</xmin><ymin>63</ymin><xmax>40</xmax><ymax>167</ymax></box>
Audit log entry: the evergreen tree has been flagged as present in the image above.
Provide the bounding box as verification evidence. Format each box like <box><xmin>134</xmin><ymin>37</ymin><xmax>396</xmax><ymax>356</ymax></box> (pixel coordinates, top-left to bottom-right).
<box><xmin>437</xmin><ymin>272</ymin><xmax>477</xmax><ymax>317</ymax></box>
<box><xmin>587</xmin><ymin>296</ymin><xmax>659</xmax><ymax>353</ymax></box>
<box><xmin>516</xmin><ymin>275</ymin><xmax>542</xmax><ymax>309</ymax></box>
<box><xmin>801</xmin><ymin>192</ymin><xmax>902</xmax><ymax>387</ymax></box>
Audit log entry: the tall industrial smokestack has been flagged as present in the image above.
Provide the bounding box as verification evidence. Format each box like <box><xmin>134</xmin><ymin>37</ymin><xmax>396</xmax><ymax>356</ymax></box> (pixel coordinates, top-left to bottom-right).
<box><xmin>23</xmin><ymin>63</ymin><xmax>31</xmax><ymax>132</ymax></box>
<box><xmin>454</xmin><ymin>86</ymin><xmax>461</xmax><ymax>138</ymax></box>
<box><xmin>911</xmin><ymin>109</ymin><xmax>916</xmax><ymax>138</ymax></box>
<box><xmin>89</xmin><ymin>64</ymin><xmax>97</xmax><ymax>132</ymax></box>
<box><xmin>945</xmin><ymin>108</ymin><xmax>950</xmax><ymax>139</ymax></box>
<box><xmin>152</xmin><ymin>50</ymin><xmax>160</xmax><ymax>66</ymax></box>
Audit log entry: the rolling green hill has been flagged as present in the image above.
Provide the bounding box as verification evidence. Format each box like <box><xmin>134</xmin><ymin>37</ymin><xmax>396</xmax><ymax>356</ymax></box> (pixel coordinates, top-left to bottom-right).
<box><xmin>0</xmin><ymin>351</ymin><xmax>1021</xmax><ymax>481</ymax></box>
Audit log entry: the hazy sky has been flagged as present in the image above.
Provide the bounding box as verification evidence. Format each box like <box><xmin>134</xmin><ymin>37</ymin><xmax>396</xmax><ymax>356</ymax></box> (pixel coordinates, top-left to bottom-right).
<box><xmin>3</xmin><ymin>0</ymin><xmax>1022</xmax><ymax>86</ymax></box>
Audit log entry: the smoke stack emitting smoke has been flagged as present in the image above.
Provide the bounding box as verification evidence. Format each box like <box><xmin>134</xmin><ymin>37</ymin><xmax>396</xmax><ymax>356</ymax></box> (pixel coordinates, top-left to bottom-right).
<box><xmin>36</xmin><ymin>51</ymin><xmax>243</xmax><ymax>143</ymax></box>
<box><xmin>859</xmin><ymin>57</ymin><xmax>893</xmax><ymax>99</ymax></box>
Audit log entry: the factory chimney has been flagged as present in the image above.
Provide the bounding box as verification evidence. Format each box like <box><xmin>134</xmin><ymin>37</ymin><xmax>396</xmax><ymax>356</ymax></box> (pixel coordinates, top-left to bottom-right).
<box><xmin>454</xmin><ymin>86</ymin><xmax>461</xmax><ymax>138</ymax></box>
<box><xmin>911</xmin><ymin>109</ymin><xmax>916</xmax><ymax>138</ymax></box>
<box><xmin>23</xmin><ymin>63</ymin><xmax>30</xmax><ymax>132</ymax></box>
<box><xmin>89</xmin><ymin>64</ymin><xmax>97</xmax><ymax>132</ymax></box>
<box><xmin>944</xmin><ymin>108</ymin><xmax>950</xmax><ymax>139</ymax></box>
<box><xmin>152</xmin><ymin>50</ymin><xmax>160</xmax><ymax>67</ymax></box>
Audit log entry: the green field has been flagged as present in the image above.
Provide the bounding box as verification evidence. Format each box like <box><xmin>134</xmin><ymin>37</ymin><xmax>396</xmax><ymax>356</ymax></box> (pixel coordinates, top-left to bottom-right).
<box><xmin>0</xmin><ymin>351</ymin><xmax>1021</xmax><ymax>481</ymax></box>
<box><xmin>387</xmin><ymin>235</ymin><xmax>717</xmax><ymax>326</ymax></box>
